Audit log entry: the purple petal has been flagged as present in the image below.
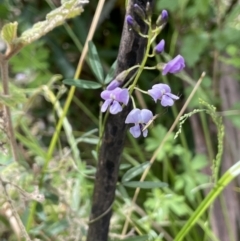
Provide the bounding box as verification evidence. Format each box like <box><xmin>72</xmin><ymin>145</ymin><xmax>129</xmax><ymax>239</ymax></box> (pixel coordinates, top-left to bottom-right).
<box><xmin>110</xmin><ymin>100</ymin><xmax>122</xmax><ymax>114</ymax></box>
<box><xmin>148</xmin><ymin>89</ymin><xmax>162</xmax><ymax>102</ymax></box>
<box><xmin>117</xmin><ymin>88</ymin><xmax>129</xmax><ymax>105</ymax></box>
<box><xmin>165</xmin><ymin>92</ymin><xmax>179</xmax><ymax>100</ymax></box>
<box><xmin>107</xmin><ymin>80</ymin><xmax>120</xmax><ymax>90</ymax></box>
<box><xmin>125</xmin><ymin>108</ymin><xmax>141</xmax><ymax>124</ymax></box>
<box><xmin>162</xmin><ymin>55</ymin><xmax>185</xmax><ymax>75</ymax></box>
<box><xmin>129</xmin><ymin>125</ymin><xmax>141</xmax><ymax>138</ymax></box>
<box><xmin>101</xmin><ymin>90</ymin><xmax>111</xmax><ymax>100</ymax></box>
<box><xmin>142</xmin><ymin>128</ymin><xmax>148</xmax><ymax>137</ymax></box>
<box><xmin>101</xmin><ymin>99</ymin><xmax>112</xmax><ymax>112</ymax></box>
<box><xmin>152</xmin><ymin>83</ymin><xmax>171</xmax><ymax>93</ymax></box>
<box><xmin>155</xmin><ymin>39</ymin><xmax>165</xmax><ymax>54</ymax></box>
<box><xmin>140</xmin><ymin>109</ymin><xmax>153</xmax><ymax>123</ymax></box>
<box><xmin>161</xmin><ymin>95</ymin><xmax>174</xmax><ymax>106</ymax></box>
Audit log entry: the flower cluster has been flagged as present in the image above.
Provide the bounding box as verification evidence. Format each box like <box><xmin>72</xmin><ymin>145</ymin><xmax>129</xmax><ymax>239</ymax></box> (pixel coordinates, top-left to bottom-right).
<box><xmin>100</xmin><ymin>9</ymin><xmax>185</xmax><ymax>138</ymax></box>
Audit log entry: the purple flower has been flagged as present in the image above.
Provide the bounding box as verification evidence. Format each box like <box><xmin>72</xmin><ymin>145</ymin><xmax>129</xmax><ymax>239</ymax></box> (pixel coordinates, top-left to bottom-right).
<box><xmin>106</xmin><ymin>80</ymin><xmax>120</xmax><ymax>90</ymax></box>
<box><xmin>161</xmin><ymin>10</ymin><xmax>168</xmax><ymax>21</ymax></box>
<box><xmin>155</xmin><ymin>39</ymin><xmax>165</xmax><ymax>54</ymax></box>
<box><xmin>125</xmin><ymin>108</ymin><xmax>153</xmax><ymax>138</ymax></box>
<box><xmin>162</xmin><ymin>55</ymin><xmax>185</xmax><ymax>75</ymax></box>
<box><xmin>148</xmin><ymin>84</ymin><xmax>179</xmax><ymax>107</ymax></box>
<box><xmin>101</xmin><ymin>87</ymin><xmax>129</xmax><ymax>114</ymax></box>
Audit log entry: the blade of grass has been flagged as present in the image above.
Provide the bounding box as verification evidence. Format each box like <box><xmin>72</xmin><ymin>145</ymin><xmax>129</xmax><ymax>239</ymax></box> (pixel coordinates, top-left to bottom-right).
<box><xmin>174</xmin><ymin>160</ymin><xmax>240</xmax><ymax>241</ymax></box>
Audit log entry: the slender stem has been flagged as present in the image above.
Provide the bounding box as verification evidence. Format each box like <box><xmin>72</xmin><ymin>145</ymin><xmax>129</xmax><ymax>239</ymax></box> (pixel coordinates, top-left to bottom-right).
<box><xmin>133</xmin><ymin>87</ymin><xmax>148</xmax><ymax>94</ymax></box>
<box><xmin>129</xmin><ymin>25</ymin><xmax>152</xmax><ymax>95</ymax></box>
<box><xmin>0</xmin><ymin>56</ymin><xmax>18</xmax><ymax>162</ymax></box>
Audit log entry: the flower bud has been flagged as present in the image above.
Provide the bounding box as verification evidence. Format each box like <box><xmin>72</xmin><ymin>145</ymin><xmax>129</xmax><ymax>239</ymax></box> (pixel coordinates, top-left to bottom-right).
<box><xmin>133</xmin><ymin>4</ymin><xmax>145</xmax><ymax>20</ymax></box>
<box><xmin>146</xmin><ymin>2</ymin><xmax>152</xmax><ymax>18</ymax></box>
<box><xmin>156</xmin><ymin>10</ymin><xmax>168</xmax><ymax>26</ymax></box>
<box><xmin>106</xmin><ymin>70</ymin><xmax>128</xmax><ymax>90</ymax></box>
<box><xmin>126</xmin><ymin>15</ymin><xmax>140</xmax><ymax>33</ymax></box>
<box><xmin>154</xmin><ymin>39</ymin><xmax>165</xmax><ymax>54</ymax></box>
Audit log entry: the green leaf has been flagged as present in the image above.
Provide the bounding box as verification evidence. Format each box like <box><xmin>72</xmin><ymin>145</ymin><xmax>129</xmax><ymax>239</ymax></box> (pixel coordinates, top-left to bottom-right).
<box><xmin>122</xmin><ymin>162</ymin><xmax>150</xmax><ymax>182</ymax></box>
<box><xmin>180</xmin><ymin>33</ymin><xmax>209</xmax><ymax>67</ymax></box>
<box><xmin>104</xmin><ymin>59</ymin><xmax>117</xmax><ymax>84</ymax></box>
<box><xmin>1</xmin><ymin>22</ymin><xmax>18</xmax><ymax>45</ymax></box>
<box><xmin>88</xmin><ymin>41</ymin><xmax>104</xmax><ymax>83</ymax></box>
<box><xmin>45</xmin><ymin>219</ymin><xmax>69</xmax><ymax>235</ymax></box>
<box><xmin>122</xmin><ymin>181</ymin><xmax>168</xmax><ymax>189</ymax></box>
<box><xmin>63</xmin><ymin>79</ymin><xmax>102</xmax><ymax>89</ymax></box>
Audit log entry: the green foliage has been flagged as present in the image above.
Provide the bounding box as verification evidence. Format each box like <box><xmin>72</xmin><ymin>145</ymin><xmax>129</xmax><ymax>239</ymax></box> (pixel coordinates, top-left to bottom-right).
<box><xmin>145</xmin><ymin>125</ymin><xmax>175</xmax><ymax>161</ymax></box>
<box><xmin>1</xmin><ymin>0</ymin><xmax>240</xmax><ymax>240</ymax></box>
<box><xmin>180</xmin><ymin>33</ymin><xmax>209</xmax><ymax>67</ymax></box>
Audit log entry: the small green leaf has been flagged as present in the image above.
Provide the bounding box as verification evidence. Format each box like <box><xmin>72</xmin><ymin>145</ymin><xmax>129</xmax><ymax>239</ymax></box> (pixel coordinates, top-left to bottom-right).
<box><xmin>104</xmin><ymin>59</ymin><xmax>117</xmax><ymax>84</ymax></box>
<box><xmin>63</xmin><ymin>79</ymin><xmax>102</xmax><ymax>89</ymax></box>
<box><xmin>88</xmin><ymin>41</ymin><xmax>104</xmax><ymax>83</ymax></box>
<box><xmin>1</xmin><ymin>22</ymin><xmax>18</xmax><ymax>45</ymax></box>
<box><xmin>122</xmin><ymin>181</ymin><xmax>168</xmax><ymax>189</ymax></box>
<box><xmin>122</xmin><ymin>162</ymin><xmax>150</xmax><ymax>182</ymax></box>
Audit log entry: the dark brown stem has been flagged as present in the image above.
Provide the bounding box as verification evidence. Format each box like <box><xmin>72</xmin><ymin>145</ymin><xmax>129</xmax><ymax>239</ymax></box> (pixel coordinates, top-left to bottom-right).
<box><xmin>86</xmin><ymin>1</ymin><xmax>154</xmax><ymax>241</ymax></box>
<box><xmin>0</xmin><ymin>55</ymin><xmax>18</xmax><ymax>162</ymax></box>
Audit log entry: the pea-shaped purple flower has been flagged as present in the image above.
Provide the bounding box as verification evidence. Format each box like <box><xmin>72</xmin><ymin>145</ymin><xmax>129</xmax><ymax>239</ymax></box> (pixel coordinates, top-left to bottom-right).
<box><xmin>162</xmin><ymin>55</ymin><xmax>185</xmax><ymax>75</ymax></box>
<box><xmin>125</xmin><ymin>108</ymin><xmax>153</xmax><ymax>138</ymax></box>
<box><xmin>148</xmin><ymin>83</ymin><xmax>179</xmax><ymax>107</ymax></box>
<box><xmin>101</xmin><ymin>87</ymin><xmax>129</xmax><ymax>114</ymax></box>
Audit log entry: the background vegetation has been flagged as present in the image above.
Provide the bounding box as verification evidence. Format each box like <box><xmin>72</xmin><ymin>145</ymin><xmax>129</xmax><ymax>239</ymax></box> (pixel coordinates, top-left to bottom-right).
<box><xmin>0</xmin><ymin>0</ymin><xmax>240</xmax><ymax>240</ymax></box>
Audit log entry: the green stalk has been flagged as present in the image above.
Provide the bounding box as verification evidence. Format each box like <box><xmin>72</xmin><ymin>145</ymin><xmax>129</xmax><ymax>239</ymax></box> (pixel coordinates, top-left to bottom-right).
<box><xmin>174</xmin><ymin>160</ymin><xmax>240</xmax><ymax>241</ymax></box>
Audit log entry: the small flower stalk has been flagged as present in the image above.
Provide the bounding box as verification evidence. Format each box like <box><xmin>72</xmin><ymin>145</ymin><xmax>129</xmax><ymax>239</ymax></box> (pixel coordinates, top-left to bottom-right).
<box><xmin>100</xmin><ymin>5</ymin><xmax>186</xmax><ymax>138</ymax></box>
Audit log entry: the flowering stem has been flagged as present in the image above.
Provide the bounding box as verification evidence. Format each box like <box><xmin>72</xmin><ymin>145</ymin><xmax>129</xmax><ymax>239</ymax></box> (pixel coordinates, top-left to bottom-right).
<box><xmin>138</xmin><ymin>32</ymin><xmax>149</xmax><ymax>38</ymax></box>
<box><xmin>129</xmin><ymin>22</ymin><xmax>152</xmax><ymax>95</ymax></box>
<box><xmin>143</xmin><ymin>65</ymin><xmax>157</xmax><ymax>70</ymax></box>
<box><xmin>131</xmin><ymin>96</ymin><xmax>136</xmax><ymax>109</ymax></box>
